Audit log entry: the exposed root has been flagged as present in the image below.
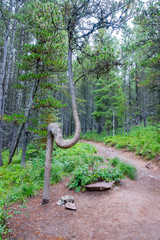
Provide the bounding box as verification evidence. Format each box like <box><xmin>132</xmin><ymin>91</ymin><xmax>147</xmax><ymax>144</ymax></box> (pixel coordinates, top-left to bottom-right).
<box><xmin>146</xmin><ymin>156</ymin><xmax>160</xmax><ymax>169</ymax></box>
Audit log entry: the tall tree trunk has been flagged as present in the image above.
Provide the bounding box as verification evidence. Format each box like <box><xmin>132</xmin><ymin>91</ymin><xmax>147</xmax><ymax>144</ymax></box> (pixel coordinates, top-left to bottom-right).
<box><xmin>0</xmin><ymin>121</ymin><xmax>3</xmax><ymax>166</ymax></box>
<box><xmin>8</xmin><ymin>78</ymin><xmax>40</xmax><ymax>164</ymax></box>
<box><xmin>97</xmin><ymin>117</ymin><xmax>102</xmax><ymax>135</ymax></box>
<box><xmin>107</xmin><ymin>127</ymin><xmax>110</xmax><ymax>136</ymax></box>
<box><xmin>21</xmin><ymin>124</ymin><xmax>28</xmax><ymax>167</ymax></box>
<box><xmin>128</xmin><ymin>69</ymin><xmax>132</xmax><ymax>127</ymax></box>
<box><xmin>42</xmin><ymin>45</ymin><xmax>81</xmax><ymax>205</ymax></box>
<box><xmin>135</xmin><ymin>67</ymin><xmax>140</xmax><ymax>125</ymax></box>
<box><xmin>142</xmin><ymin>86</ymin><xmax>147</xmax><ymax>127</ymax></box>
<box><xmin>2</xmin><ymin>19</ymin><xmax>17</xmax><ymax>115</ymax></box>
<box><xmin>113</xmin><ymin>106</ymin><xmax>115</xmax><ymax>136</ymax></box>
<box><xmin>0</xmin><ymin>2</ymin><xmax>12</xmax><ymax>166</ymax></box>
<box><xmin>123</xmin><ymin>65</ymin><xmax>128</xmax><ymax>133</ymax></box>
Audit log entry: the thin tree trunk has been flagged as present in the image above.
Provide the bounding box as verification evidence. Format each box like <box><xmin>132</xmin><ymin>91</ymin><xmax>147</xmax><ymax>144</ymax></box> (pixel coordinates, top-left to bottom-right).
<box><xmin>21</xmin><ymin>124</ymin><xmax>28</xmax><ymax>167</ymax></box>
<box><xmin>113</xmin><ymin>106</ymin><xmax>115</xmax><ymax>136</ymax></box>
<box><xmin>97</xmin><ymin>117</ymin><xmax>102</xmax><ymax>134</ymax></box>
<box><xmin>107</xmin><ymin>127</ymin><xmax>110</xmax><ymax>136</ymax></box>
<box><xmin>0</xmin><ymin>121</ymin><xmax>3</xmax><ymax>166</ymax></box>
<box><xmin>9</xmin><ymin>127</ymin><xmax>16</xmax><ymax>159</ymax></box>
<box><xmin>0</xmin><ymin>2</ymin><xmax>13</xmax><ymax>166</ymax></box>
<box><xmin>142</xmin><ymin>86</ymin><xmax>147</xmax><ymax>127</ymax></box>
<box><xmin>0</xmin><ymin>1</ymin><xmax>19</xmax><ymax>166</ymax></box>
<box><xmin>123</xmin><ymin>65</ymin><xmax>128</xmax><ymax>133</ymax></box>
<box><xmin>135</xmin><ymin>67</ymin><xmax>140</xmax><ymax>125</ymax></box>
<box><xmin>128</xmin><ymin>70</ymin><xmax>132</xmax><ymax>127</ymax></box>
<box><xmin>8</xmin><ymin>78</ymin><xmax>40</xmax><ymax>164</ymax></box>
<box><xmin>2</xmin><ymin>20</ymin><xmax>17</xmax><ymax>115</ymax></box>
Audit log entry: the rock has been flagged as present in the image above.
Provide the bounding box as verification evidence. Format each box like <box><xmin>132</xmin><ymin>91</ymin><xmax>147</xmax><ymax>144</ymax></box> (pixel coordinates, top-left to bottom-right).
<box><xmin>65</xmin><ymin>202</ymin><xmax>77</xmax><ymax>211</ymax></box>
<box><xmin>86</xmin><ymin>181</ymin><xmax>114</xmax><ymax>191</ymax></box>
<box><xmin>149</xmin><ymin>175</ymin><xmax>157</xmax><ymax>178</ymax></box>
<box><xmin>114</xmin><ymin>186</ymin><xmax>119</xmax><ymax>191</ymax></box>
<box><xmin>56</xmin><ymin>199</ymin><xmax>63</xmax><ymax>205</ymax></box>
<box><xmin>61</xmin><ymin>195</ymin><xmax>74</xmax><ymax>204</ymax></box>
<box><xmin>57</xmin><ymin>195</ymin><xmax>74</xmax><ymax>206</ymax></box>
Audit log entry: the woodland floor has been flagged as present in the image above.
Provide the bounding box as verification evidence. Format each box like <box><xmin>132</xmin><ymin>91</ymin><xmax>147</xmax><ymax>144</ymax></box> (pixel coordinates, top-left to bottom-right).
<box><xmin>5</xmin><ymin>141</ymin><xmax>160</xmax><ymax>240</ymax></box>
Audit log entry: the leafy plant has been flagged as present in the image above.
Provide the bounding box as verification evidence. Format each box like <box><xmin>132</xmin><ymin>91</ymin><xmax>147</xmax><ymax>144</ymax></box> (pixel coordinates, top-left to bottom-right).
<box><xmin>0</xmin><ymin>142</ymin><xmax>97</xmax><ymax>205</ymax></box>
<box><xmin>0</xmin><ymin>203</ymin><xmax>12</xmax><ymax>237</ymax></box>
<box><xmin>83</xmin><ymin>125</ymin><xmax>160</xmax><ymax>159</ymax></box>
<box><xmin>68</xmin><ymin>160</ymin><xmax>124</xmax><ymax>192</ymax></box>
<box><xmin>0</xmin><ymin>142</ymin><xmax>98</xmax><ymax>237</ymax></box>
<box><xmin>109</xmin><ymin>157</ymin><xmax>137</xmax><ymax>180</ymax></box>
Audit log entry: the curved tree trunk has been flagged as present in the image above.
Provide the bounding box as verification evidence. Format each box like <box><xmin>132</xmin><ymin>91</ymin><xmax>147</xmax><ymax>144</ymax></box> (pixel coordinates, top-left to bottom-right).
<box><xmin>42</xmin><ymin>46</ymin><xmax>81</xmax><ymax>204</ymax></box>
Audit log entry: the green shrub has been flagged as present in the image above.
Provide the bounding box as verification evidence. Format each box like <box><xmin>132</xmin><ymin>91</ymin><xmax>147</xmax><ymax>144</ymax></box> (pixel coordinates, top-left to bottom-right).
<box><xmin>83</xmin><ymin>125</ymin><xmax>160</xmax><ymax>159</ymax></box>
<box><xmin>0</xmin><ymin>142</ymin><xmax>99</xmax><ymax>237</ymax></box>
<box><xmin>22</xmin><ymin>184</ymin><xmax>37</xmax><ymax>198</ymax></box>
<box><xmin>82</xmin><ymin>130</ymin><xmax>108</xmax><ymax>142</ymax></box>
<box><xmin>68</xmin><ymin>160</ymin><xmax>124</xmax><ymax>192</ymax></box>
<box><xmin>0</xmin><ymin>207</ymin><xmax>10</xmax><ymax>237</ymax></box>
<box><xmin>109</xmin><ymin>157</ymin><xmax>137</xmax><ymax>180</ymax></box>
<box><xmin>0</xmin><ymin>142</ymin><xmax>98</xmax><ymax>205</ymax></box>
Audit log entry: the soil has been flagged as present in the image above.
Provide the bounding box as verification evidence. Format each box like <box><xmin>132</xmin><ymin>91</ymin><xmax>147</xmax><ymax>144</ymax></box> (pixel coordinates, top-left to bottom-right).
<box><xmin>5</xmin><ymin>141</ymin><xmax>160</xmax><ymax>240</ymax></box>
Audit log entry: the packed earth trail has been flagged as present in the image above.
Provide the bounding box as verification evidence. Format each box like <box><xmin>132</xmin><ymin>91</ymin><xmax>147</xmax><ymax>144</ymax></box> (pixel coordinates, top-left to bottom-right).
<box><xmin>6</xmin><ymin>141</ymin><xmax>160</xmax><ymax>240</ymax></box>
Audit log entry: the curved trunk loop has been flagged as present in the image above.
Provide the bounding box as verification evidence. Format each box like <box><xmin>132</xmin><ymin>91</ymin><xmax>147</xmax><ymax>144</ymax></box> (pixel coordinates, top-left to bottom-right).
<box><xmin>42</xmin><ymin>47</ymin><xmax>81</xmax><ymax>205</ymax></box>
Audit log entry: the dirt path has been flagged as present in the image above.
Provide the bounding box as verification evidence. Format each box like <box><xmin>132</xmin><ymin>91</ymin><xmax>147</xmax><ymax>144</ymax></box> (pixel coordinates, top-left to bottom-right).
<box><xmin>6</xmin><ymin>141</ymin><xmax>160</xmax><ymax>240</ymax></box>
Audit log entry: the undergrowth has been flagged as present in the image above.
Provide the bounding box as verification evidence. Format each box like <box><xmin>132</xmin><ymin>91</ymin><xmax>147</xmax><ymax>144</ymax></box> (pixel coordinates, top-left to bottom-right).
<box><xmin>0</xmin><ymin>142</ymin><xmax>97</xmax><ymax>237</ymax></box>
<box><xmin>105</xmin><ymin>126</ymin><xmax>160</xmax><ymax>159</ymax></box>
<box><xmin>0</xmin><ymin>141</ymin><xmax>138</xmax><ymax>237</ymax></box>
<box><xmin>82</xmin><ymin>130</ymin><xmax>108</xmax><ymax>142</ymax></box>
<box><xmin>109</xmin><ymin>157</ymin><xmax>137</xmax><ymax>180</ymax></box>
<box><xmin>68</xmin><ymin>163</ymin><xmax>124</xmax><ymax>192</ymax></box>
<box><xmin>82</xmin><ymin>125</ymin><xmax>160</xmax><ymax>159</ymax></box>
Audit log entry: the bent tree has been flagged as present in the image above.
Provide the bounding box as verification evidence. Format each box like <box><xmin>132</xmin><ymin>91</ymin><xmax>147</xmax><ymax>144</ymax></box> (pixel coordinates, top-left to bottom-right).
<box><xmin>42</xmin><ymin>0</ymin><xmax>134</xmax><ymax>204</ymax></box>
<box><xmin>42</xmin><ymin>46</ymin><xmax>81</xmax><ymax>204</ymax></box>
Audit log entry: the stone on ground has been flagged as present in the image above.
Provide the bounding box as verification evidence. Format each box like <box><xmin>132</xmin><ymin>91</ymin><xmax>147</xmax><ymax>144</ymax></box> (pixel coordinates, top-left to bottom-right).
<box><xmin>65</xmin><ymin>202</ymin><xmax>77</xmax><ymax>211</ymax></box>
<box><xmin>86</xmin><ymin>181</ymin><xmax>114</xmax><ymax>191</ymax></box>
<box><xmin>57</xmin><ymin>195</ymin><xmax>74</xmax><ymax>206</ymax></box>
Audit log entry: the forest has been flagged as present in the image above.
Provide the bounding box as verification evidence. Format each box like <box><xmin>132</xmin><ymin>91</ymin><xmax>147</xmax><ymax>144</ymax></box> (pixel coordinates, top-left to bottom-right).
<box><xmin>0</xmin><ymin>0</ymin><xmax>160</xmax><ymax>239</ymax></box>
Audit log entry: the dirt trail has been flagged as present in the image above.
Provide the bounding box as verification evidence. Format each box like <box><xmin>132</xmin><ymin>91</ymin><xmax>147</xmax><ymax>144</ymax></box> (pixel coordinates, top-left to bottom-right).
<box><xmin>6</xmin><ymin>141</ymin><xmax>160</xmax><ymax>240</ymax></box>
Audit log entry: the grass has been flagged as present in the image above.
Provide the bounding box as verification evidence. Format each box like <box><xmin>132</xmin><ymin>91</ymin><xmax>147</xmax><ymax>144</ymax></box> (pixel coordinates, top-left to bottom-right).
<box><xmin>0</xmin><ymin>142</ymin><xmax>97</xmax><ymax>237</ymax></box>
<box><xmin>82</xmin><ymin>125</ymin><xmax>160</xmax><ymax>159</ymax></box>
<box><xmin>109</xmin><ymin>157</ymin><xmax>137</xmax><ymax>180</ymax></box>
<box><xmin>82</xmin><ymin>130</ymin><xmax>108</xmax><ymax>142</ymax></box>
<box><xmin>105</xmin><ymin>126</ymin><xmax>160</xmax><ymax>159</ymax></box>
<box><xmin>0</xmin><ymin>142</ymin><xmax>97</xmax><ymax>206</ymax></box>
<box><xmin>0</xmin><ymin>141</ymin><xmax>138</xmax><ymax>237</ymax></box>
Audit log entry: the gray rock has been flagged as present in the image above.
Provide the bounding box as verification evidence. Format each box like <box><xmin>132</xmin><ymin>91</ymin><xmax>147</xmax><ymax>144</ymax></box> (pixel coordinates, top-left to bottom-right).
<box><xmin>61</xmin><ymin>195</ymin><xmax>74</xmax><ymax>204</ymax></box>
<box><xmin>56</xmin><ymin>199</ymin><xmax>63</xmax><ymax>205</ymax></box>
<box><xmin>114</xmin><ymin>186</ymin><xmax>119</xmax><ymax>191</ymax></box>
<box><xmin>65</xmin><ymin>202</ymin><xmax>77</xmax><ymax>211</ymax></box>
<box><xmin>57</xmin><ymin>195</ymin><xmax>74</xmax><ymax>206</ymax></box>
<box><xmin>86</xmin><ymin>181</ymin><xmax>114</xmax><ymax>191</ymax></box>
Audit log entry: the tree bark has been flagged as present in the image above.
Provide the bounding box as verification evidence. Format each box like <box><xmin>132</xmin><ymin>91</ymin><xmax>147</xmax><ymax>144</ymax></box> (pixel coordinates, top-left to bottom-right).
<box><xmin>142</xmin><ymin>86</ymin><xmax>147</xmax><ymax>127</ymax></box>
<box><xmin>123</xmin><ymin>64</ymin><xmax>128</xmax><ymax>133</ymax></box>
<box><xmin>21</xmin><ymin>124</ymin><xmax>29</xmax><ymax>167</ymax></box>
<box><xmin>113</xmin><ymin>106</ymin><xmax>115</xmax><ymax>136</ymax></box>
<box><xmin>42</xmin><ymin>45</ymin><xmax>81</xmax><ymax>205</ymax></box>
<box><xmin>0</xmin><ymin>2</ymin><xmax>12</xmax><ymax>166</ymax></box>
<box><xmin>2</xmin><ymin>19</ymin><xmax>17</xmax><ymax>115</ymax></box>
<box><xmin>0</xmin><ymin>121</ymin><xmax>3</xmax><ymax>166</ymax></box>
<box><xmin>8</xmin><ymin>78</ymin><xmax>40</xmax><ymax>164</ymax></box>
<box><xmin>97</xmin><ymin>117</ymin><xmax>102</xmax><ymax>135</ymax></box>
